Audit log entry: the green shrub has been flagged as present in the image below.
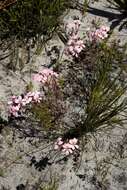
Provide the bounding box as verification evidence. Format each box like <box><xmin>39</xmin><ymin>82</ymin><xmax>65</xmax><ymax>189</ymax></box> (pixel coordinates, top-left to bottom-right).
<box><xmin>62</xmin><ymin>42</ymin><xmax>127</xmax><ymax>139</ymax></box>
<box><xmin>30</xmin><ymin>103</ymin><xmax>55</xmax><ymax>130</ymax></box>
<box><xmin>0</xmin><ymin>0</ymin><xmax>70</xmax><ymax>40</ymax></box>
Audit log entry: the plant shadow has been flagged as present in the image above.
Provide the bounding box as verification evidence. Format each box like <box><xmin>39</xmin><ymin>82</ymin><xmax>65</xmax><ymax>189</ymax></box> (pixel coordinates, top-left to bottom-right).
<box><xmin>87</xmin><ymin>6</ymin><xmax>127</xmax><ymax>30</ymax></box>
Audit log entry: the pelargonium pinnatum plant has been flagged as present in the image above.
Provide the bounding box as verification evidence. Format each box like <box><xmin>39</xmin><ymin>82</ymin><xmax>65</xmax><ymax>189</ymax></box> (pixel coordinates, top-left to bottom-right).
<box><xmin>65</xmin><ymin>19</ymin><xmax>81</xmax><ymax>36</ymax></box>
<box><xmin>33</xmin><ymin>68</ymin><xmax>59</xmax><ymax>88</ymax></box>
<box><xmin>64</xmin><ymin>19</ymin><xmax>85</xmax><ymax>57</ymax></box>
<box><xmin>64</xmin><ymin>20</ymin><xmax>110</xmax><ymax>58</ymax></box>
<box><xmin>8</xmin><ymin>91</ymin><xmax>42</xmax><ymax>117</ymax></box>
<box><xmin>65</xmin><ymin>35</ymin><xmax>85</xmax><ymax>57</ymax></box>
<box><xmin>89</xmin><ymin>26</ymin><xmax>110</xmax><ymax>42</ymax></box>
<box><xmin>8</xmin><ymin>68</ymin><xmax>59</xmax><ymax>117</ymax></box>
<box><xmin>54</xmin><ymin>137</ymin><xmax>79</xmax><ymax>155</ymax></box>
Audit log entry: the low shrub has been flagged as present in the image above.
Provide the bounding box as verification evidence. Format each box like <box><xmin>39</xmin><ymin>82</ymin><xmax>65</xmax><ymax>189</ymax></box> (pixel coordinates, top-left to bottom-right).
<box><xmin>61</xmin><ymin>40</ymin><xmax>127</xmax><ymax>139</ymax></box>
<box><xmin>0</xmin><ymin>0</ymin><xmax>70</xmax><ymax>40</ymax></box>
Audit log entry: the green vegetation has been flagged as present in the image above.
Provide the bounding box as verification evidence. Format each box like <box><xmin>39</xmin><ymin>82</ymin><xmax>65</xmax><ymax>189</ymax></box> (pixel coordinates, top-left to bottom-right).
<box><xmin>63</xmin><ymin>41</ymin><xmax>127</xmax><ymax>139</ymax></box>
<box><xmin>30</xmin><ymin>103</ymin><xmax>55</xmax><ymax>130</ymax></box>
<box><xmin>0</xmin><ymin>0</ymin><xmax>70</xmax><ymax>40</ymax></box>
<box><xmin>40</xmin><ymin>178</ymin><xmax>58</xmax><ymax>190</ymax></box>
<box><xmin>0</xmin><ymin>168</ymin><xmax>4</xmax><ymax>177</ymax></box>
<box><xmin>83</xmin><ymin>63</ymin><xmax>126</xmax><ymax>132</ymax></box>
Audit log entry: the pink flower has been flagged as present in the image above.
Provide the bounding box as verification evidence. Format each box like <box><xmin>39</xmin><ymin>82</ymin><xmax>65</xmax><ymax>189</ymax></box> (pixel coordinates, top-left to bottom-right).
<box><xmin>89</xmin><ymin>25</ymin><xmax>110</xmax><ymax>42</ymax></box>
<box><xmin>62</xmin><ymin>143</ymin><xmax>73</xmax><ymax>155</ymax></box>
<box><xmin>69</xmin><ymin>138</ymin><xmax>79</xmax><ymax>149</ymax></box>
<box><xmin>69</xmin><ymin>138</ymin><xmax>77</xmax><ymax>144</ymax></box>
<box><xmin>54</xmin><ymin>137</ymin><xmax>64</xmax><ymax>150</ymax></box>
<box><xmin>8</xmin><ymin>95</ymin><xmax>22</xmax><ymax>117</ymax></box>
<box><xmin>54</xmin><ymin>137</ymin><xmax>79</xmax><ymax>155</ymax></box>
<box><xmin>8</xmin><ymin>91</ymin><xmax>42</xmax><ymax>117</ymax></box>
<box><xmin>33</xmin><ymin>74</ymin><xmax>42</xmax><ymax>82</ymax></box>
<box><xmin>32</xmin><ymin>91</ymin><xmax>42</xmax><ymax>103</ymax></box>
<box><xmin>65</xmin><ymin>19</ymin><xmax>81</xmax><ymax>36</ymax></box>
<box><xmin>21</xmin><ymin>96</ymin><xmax>32</xmax><ymax>106</ymax></box>
<box><xmin>8</xmin><ymin>95</ymin><xmax>22</xmax><ymax>105</ymax></box>
<box><xmin>101</xmin><ymin>26</ymin><xmax>110</xmax><ymax>32</ymax></box>
<box><xmin>57</xmin><ymin>138</ymin><xmax>64</xmax><ymax>145</ymax></box>
<box><xmin>65</xmin><ymin>35</ymin><xmax>85</xmax><ymax>57</ymax></box>
<box><xmin>25</xmin><ymin>91</ymin><xmax>42</xmax><ymax>103</ymax></box>
<box><xmin>9</xmin><ymin>104</ymin><xmax>21</xmax><ymax>117</ymax></box>
<box><xmin>33</xmin><ymin>68</ymin><xmax>58</xmax><ymax>84</ymax></box>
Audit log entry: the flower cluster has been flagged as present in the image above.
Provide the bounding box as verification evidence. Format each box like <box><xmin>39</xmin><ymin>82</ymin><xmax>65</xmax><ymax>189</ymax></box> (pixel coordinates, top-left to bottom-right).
<box><xmin>65</xmin><ymin>35</ymin><xmax>85</xmax><ymax>57</ymax></box>
<box><xmin>54</xmin><ymin>137</ymin><xmax>79</xmax><ymax>155</ymax></box>
<box><xmin>65</xmin><ymin>20</ymin><xmax>85</xmax><ymax>57</ymax></box>
<box><xmin>33</xmin><ymin>68</ymin><xmax>58</xmax><ymax>84</ymax></box>
<box><xmin>8</xmin><ymin>91</ymin><xmax>42</xmax><ymax>117</ymax></box>
<box><xmin>65</xmin><ymin>19</ymin><xmax>81</xmax><ymax>36</ymax></box>
<box><xmin>89</xmin><ymin>26</ymin><xmax>110</xmax><ymax>42</ymax></box>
